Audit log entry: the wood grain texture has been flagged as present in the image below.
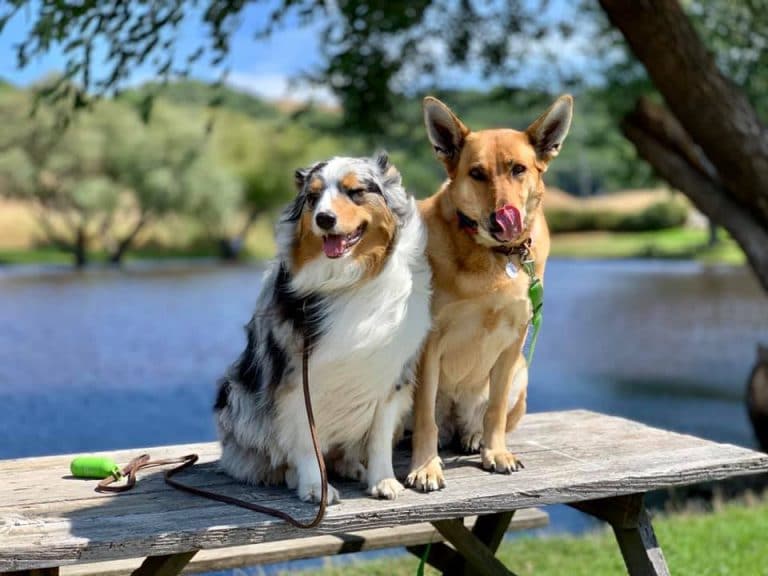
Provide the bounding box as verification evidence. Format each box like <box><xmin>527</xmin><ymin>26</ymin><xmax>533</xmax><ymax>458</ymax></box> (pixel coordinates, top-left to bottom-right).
<box><xmin>61</xmin><ymin>511</ymin><xmax>547</xmax><ymax>576</ymax></box>
<box><xmin>1</xmin><ymin>410</ymin><xmax>767</xmax><ymax>572</ymax></box>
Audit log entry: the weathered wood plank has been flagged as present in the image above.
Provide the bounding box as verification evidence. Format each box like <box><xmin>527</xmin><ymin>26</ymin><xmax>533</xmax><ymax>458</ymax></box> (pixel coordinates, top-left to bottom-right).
<box><xmin>61</xmin><ymin>510</ymin><xmax>547</xmax><ymax>576</ymax></box>
<box><xmin>1</xmin><ymin>411</ymin><xmax>766</xmax><ymax>572</ymax></box>
<box><xmin>0</xmin><ymin>409</ymin><xmax>725</xmax><ymax>510</ymax></box>
<box><xmin>1</xmin><ymin>570</ymin><xmax>59</xmax><ymax>576</ymax></box>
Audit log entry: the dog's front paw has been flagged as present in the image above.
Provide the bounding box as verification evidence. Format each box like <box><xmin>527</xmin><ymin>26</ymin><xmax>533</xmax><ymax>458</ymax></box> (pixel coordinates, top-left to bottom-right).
<box><xmin>481</xmin><ymin>448</ymin><xmax>524</xmax><ymax>473</ymax></box>
<box><xmin>460</xmin><ymin>430</ymin><xmax>483</xmax><ymax>454</ymax></box>
<box><xmin>368</xmin><ymin>477</ymin><xmax>405</xmax><ymax>500</ymax></box>
<box><xmin>405</xmin><ymin>457</ymin><xmax>445</xmax><ymax>492</ymax></box>
<box><xmin>298</xmin><ymin>481</ymin><xmax>341</xmax><ymax>505</ymax></box>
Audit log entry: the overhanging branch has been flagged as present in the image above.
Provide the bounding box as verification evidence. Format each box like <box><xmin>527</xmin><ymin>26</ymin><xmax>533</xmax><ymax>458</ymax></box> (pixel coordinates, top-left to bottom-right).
<box><xmin>622</xmin><ymin>105</ymin><xmax>768</xmax><ymax>291</ymax></box>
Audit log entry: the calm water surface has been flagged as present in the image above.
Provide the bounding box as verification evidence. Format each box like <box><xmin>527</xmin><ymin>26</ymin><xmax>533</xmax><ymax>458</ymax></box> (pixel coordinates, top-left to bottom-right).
<box><xmin>1</xmin><ymin>259</ymin><xmax>766</xmax><ymax>572</ymax></box>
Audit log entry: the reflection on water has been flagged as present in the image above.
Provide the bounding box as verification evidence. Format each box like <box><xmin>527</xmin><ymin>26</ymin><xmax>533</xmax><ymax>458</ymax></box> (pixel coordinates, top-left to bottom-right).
<box><xmin>0</xmin><ymin>259</ymin><xmax>766</xmax><ymax>547</ymax></box>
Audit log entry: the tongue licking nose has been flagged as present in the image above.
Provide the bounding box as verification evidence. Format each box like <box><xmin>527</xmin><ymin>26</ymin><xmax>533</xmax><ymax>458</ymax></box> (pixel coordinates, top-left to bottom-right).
<box><xmin>323</xmin><ymin>235</ymin><xmax>346</xmax><ymax>258</ymax></box>
<box><xmin>494</xmin><ymin>205</ymin><xmax>522</xmax><ymax>242</ymax></box>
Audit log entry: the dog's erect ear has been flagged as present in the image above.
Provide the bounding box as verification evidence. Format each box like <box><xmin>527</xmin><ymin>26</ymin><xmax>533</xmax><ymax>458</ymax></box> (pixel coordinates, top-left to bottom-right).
<box><xmin>374</xmin><ymin>150</ymin><xmax>402</xmax><ymax>186</ymax></box>
<box><xmin>423</xmin><ymin>97</ymin><xmax>470</xmax><ymax>175</ymax></box>
<box><xmin>526</xmin><ymin>94</ymin><xmax>573</xmax><ymax>165</ymax></box>
<box><xmin>375</xmin><ymin>150</ymin><xmax>390</xmax><ymax>173</ymax></box>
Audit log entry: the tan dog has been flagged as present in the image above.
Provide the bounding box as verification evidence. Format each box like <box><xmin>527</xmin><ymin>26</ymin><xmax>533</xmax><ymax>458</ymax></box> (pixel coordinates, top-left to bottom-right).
<box><xmin>406</xmin><ymin>95</ymin><xmax>573</xmax><ymax>491</ymax></box>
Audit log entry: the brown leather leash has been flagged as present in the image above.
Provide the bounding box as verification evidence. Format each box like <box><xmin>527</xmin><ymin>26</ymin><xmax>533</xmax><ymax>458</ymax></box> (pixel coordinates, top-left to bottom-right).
<box><xmin>97</xmin><ymin>332</ymin><xmax>329</xmax><ymax>529</ymax></box>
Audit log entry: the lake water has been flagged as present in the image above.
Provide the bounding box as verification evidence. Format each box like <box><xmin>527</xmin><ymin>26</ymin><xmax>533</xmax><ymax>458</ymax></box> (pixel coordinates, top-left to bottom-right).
<box><xmin>1</xmin><ymin>259</ymin><xmax>766</xmax><ymax>574</ymax></box>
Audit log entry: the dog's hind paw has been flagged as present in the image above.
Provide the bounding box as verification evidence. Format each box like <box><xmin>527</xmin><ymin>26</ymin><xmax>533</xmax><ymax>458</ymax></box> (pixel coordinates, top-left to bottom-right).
<box><xmin>298</xmin><ymin>482</ymin><xmax>341</xmax><ymax>505</ymax></box>
<box><xmin>368</xmin><ymin>477</ymin><xmax>405</xmax><ymax>500</ymax></box>
<box><xmin>481</xmin><ymin>448</ymin><xmax>524</xmax><ymax>474</ymax></box>
<box><xmin>405</xmin><ymin>456</ymin><xmax>445</xmax><ymax>492</ymax></box>
<box><xmin>334</xmin><ymin>458</ymin><xmax>367</xmax><ymax>482</ymax></box>
<box><xmin>460</xmin><ymin>431</ymin><xmax>483</xmax><ymax>454</ymax></box>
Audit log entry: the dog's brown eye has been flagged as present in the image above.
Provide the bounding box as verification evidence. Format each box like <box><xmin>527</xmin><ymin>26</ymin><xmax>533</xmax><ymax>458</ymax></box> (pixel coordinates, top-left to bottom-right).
<box><xmin>347</xmin><ymin>188</ymin><xmax>365</xmax><ymax>202</ymax></box>
<box><xmin>469</xmin><ymin>167</ymin><xmax>487</xmax><ymax>181</ymax></box>
<box><xmin>511</xmin><ymin>164</ymin><xmax>527</xmax><ymax>176</ymax></box>
<box><xmin>306</xmin><ymin>193</ymin><xmax>320</xmax><ymax>209</ymax></box>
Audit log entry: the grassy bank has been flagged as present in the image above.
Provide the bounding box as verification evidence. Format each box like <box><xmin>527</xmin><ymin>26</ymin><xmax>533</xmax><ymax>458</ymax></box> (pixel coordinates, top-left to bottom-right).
<box><xmin>0</xmin><ymin>229</ymin><xmax>744</xmax><ymax>268</ymax></box>
<box><xmin>550</xmin><ymin>228</ymin><xmax>744</xmax><ymax>264</ymax></box>
<box><xmin>290</xmin><ymin>499</ymin><xmax>768</xmax><ymax>576</ymax></box>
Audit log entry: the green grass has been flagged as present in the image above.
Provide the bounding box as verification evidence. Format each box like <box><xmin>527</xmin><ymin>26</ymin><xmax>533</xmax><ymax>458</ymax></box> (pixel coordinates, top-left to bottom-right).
<box><xmin>290</xmin><ymin>500</ymin><xmax>768</xmax><ymax>576</ymax></box>
<box><xmin>550</xmin><ymin>228</ymin><xmax>745</xmax><ymax>264</ymax></box>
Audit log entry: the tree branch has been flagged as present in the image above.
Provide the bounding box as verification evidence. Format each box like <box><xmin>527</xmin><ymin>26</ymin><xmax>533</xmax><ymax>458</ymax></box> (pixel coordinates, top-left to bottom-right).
<box><xmin>622</xmin><ymin>103</ymin><xmax>768</xmax><ymax>291</ymax></box>
<box><xmin>599</xmin><ymin>0</ymin><xmax>768</xmax><ymax>227</ymax></box>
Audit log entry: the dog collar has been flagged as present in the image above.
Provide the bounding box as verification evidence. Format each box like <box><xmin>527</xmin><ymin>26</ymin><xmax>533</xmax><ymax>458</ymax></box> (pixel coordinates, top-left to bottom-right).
<box><xmin>492</xmin><ymin>236</ymin><xmax>533</xmax><ymax>258</ymax></box>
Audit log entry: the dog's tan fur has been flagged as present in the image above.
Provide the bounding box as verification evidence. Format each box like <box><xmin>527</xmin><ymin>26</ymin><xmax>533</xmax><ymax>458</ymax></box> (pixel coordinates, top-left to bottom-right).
<box><xmin>407</xmin><ymin>95</ymin><xmax>573</xmax><ymax>490</ymax></box>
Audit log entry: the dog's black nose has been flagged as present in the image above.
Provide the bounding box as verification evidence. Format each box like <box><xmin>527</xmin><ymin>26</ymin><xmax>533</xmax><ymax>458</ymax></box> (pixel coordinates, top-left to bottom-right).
<box><xmin>315</xmin><ymin>211</ymin><xmax>337</xmax><ymax>230</ymax></box>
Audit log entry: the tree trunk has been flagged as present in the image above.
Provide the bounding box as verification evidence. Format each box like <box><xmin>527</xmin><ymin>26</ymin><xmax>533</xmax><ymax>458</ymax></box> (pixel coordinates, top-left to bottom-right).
<box><xmin>707</xmin><ymin>221</ymin><xmax>719</xmax><ymax>248</ymax></box>
<box><xmin>74</xmin><ymin>226</ymin><xmax>87</xmax><ymax>269</ymax></box>
<box><xmin>622</xmin><ymin>99</ymin><xmax>768</xmax><ymax>291</ymax></box>
<box><xmin>218</xmin><ymin>208</ymin><xmax>261</xmax><ymax>261</ymax></box>
<box><xmin>109</xmin><ymin>215</ymin><xmax>147</xmax><ymax>265</ymax></box>
<box><xmin>599</xmin><ymin>0</ymin><xmax>768</xmax><ymax>226</ymax></box>
<box><xmin>599</xmin><ymin>0</ymin><xmax>768</xmax><ymax>291</ymax></box>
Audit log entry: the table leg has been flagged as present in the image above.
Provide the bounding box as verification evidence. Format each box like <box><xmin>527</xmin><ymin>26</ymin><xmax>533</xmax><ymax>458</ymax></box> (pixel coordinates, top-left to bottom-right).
<box><xmin>130</xmin><ymin>551</ymin><xmax>198</xmax><ymax>576</ymax></box>
<box><xmin>571</xmin><ymin>494</ymin><xmax>670</xmax><ymax>576</ymax></box>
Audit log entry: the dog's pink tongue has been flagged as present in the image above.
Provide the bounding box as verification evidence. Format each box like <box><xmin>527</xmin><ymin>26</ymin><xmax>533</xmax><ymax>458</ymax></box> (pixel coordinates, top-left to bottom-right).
<box><xmin>323</xmin><ymin>235</ymin><xmax>346</xmax><ymax>258</ymax></box>
<box><xmin>495</xmin><ymin>205</ymin><xmax>522</xmax><ymax>241</ymax></box>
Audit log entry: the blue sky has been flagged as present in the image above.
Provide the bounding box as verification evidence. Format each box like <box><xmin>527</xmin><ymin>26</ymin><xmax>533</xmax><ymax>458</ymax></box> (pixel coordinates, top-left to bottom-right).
<box><xmin>0</xmin><ymin>2</ymin><xmax>333</xmax><ymax>100</ymax></box>
<box><xmin>0</xmin><ymin>1</ymin><xmax>597</xmax><ymax>102</ymax></box>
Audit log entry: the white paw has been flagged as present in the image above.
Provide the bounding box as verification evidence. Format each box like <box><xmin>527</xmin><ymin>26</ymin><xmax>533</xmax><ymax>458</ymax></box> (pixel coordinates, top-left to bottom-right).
<box><xmin>368</xmin><ymin>477</ymin><xmax>405</xmax><ymax>500</ymax></box>
<box><xmin>298</xmin><ymin>481</ymin><xmax>341</xmax><ymax>505</ymax></box>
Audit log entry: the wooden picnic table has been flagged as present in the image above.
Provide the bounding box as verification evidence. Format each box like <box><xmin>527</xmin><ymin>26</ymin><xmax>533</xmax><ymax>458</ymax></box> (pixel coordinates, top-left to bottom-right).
<box><xmin>1</xmin><ymin>409</ymin><xmax>767</xmax><ymax>576</ymax></box>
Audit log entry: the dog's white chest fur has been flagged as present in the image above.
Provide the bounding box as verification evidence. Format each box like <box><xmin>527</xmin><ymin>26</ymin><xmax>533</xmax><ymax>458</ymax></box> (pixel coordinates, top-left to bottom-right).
<box><xmin>290</xmin><ymin>241</ymin><xmax>431</xmax><ymax>448</ymax></box>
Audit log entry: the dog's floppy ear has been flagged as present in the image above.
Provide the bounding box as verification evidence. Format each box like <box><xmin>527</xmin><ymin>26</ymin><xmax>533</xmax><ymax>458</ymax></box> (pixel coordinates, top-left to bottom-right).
<box><xmin>423</xmin><ymin>97</ymin><xmax>470</xmax><ymax>175</ymax></box>
<box><xmin>526</xmin><ymin>94</ymin><xmax>573</xmax><ymax>165</ymax></box>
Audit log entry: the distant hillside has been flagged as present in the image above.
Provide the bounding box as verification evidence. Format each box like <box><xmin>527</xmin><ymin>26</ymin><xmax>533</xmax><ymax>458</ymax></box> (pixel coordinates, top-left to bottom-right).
<box><xmin>14</xmin><ymin>77</ymin><xmax>656</xmax><ymax>197</ymax></box>
<box><xmin>120</xmin><ymin>80</ymin><xmax>278</xmax><ymax>119</ymax></box>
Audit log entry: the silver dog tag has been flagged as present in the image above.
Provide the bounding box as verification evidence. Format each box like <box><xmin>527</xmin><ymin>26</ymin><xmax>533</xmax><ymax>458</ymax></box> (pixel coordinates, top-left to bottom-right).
<box><xmin>505</xmin><ymin>261</ymin><xmax>518</xmax><ymax>278</ymax></box>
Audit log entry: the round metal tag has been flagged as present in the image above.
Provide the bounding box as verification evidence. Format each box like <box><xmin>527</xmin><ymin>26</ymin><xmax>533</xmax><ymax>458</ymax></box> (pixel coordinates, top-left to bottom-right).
<box><xmin>505</xmin><ymin>261</ymin><xmax>518</xmax><ymax>278</ymax></box>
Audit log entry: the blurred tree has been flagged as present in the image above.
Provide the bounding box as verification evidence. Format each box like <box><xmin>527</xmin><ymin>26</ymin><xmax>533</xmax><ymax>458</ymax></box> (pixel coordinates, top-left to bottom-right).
<box><xmin>211</xmin><ymin>112</ymin><xmax>350</xmax><ymax>259</ymax></box>
<box><xmin>4</xmin><ymin>0</ymin><xmax>767</xmax><ymax>288</ymax></box>
<box><xmin>0</xmin><ymin>90</ymin><xmax>118</xmax><ymax>266</ymax></box>
<box><xmin>0</xmin><ymin>90</ymin><xmax>240</xmax><ymax>266</ymax></box>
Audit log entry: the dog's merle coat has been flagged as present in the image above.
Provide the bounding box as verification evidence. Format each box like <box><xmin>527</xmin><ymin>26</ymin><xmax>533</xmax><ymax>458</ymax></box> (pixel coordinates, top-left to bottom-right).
<box><xmin>215</xmin><ymin>154</ymin><xmax>431</xmax><ymax>503</ymax></box>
